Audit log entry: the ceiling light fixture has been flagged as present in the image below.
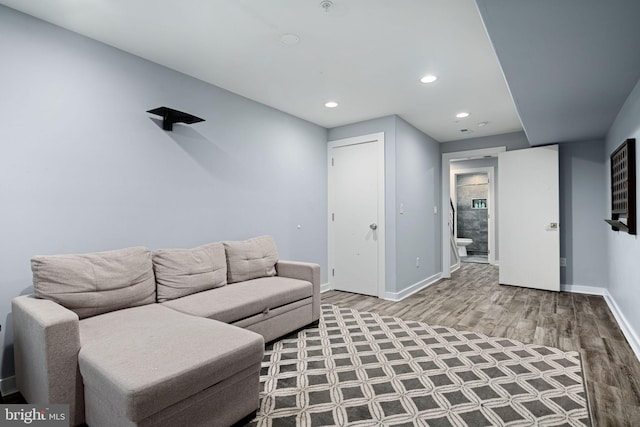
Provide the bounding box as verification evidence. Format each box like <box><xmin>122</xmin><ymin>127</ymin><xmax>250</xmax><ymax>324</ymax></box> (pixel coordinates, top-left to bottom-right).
<box><xmin>325</xmin><ymin>101</ymin><xmax>338</xmax><ymax>108</ymax></box>
<box><xmin>478</xmin><ymin>121</ymin><xmax>488</xmax><ymax>127</ymax></box>
<box><xmin>456</xmin><ymin>112</ymin><xmax>470</xmax><ymax>118</ymax></box>
<box><xmin>420</xmin><ymin>74</ymin><xmax>437</xmax><ymax>84</ymax></box>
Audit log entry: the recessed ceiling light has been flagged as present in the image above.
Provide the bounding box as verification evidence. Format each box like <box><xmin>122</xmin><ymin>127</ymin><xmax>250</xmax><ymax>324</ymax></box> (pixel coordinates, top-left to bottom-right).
<box><xmin>280</xmin><ymin>33</ymin><xmax>300</xmax><ymax>45</ymax></box>
<box><xmin>325</xmin><ymin>101</ymin><xmax>338</xmax><ymax>108</ymax></box>
<box><xmin>478</xmin><ymin>121</ymin><xmax>488</xmax><ymax>127</ymax></box>
<box><xmin>320</xmin><ymin>0</ymin><xmax>334</xmax><ymax>13</ymax></box>
<box><xmin>456</xmin><ymin>112</ymin><xmax>470</xmax><ymax>118</ymax></box>
<box><xmin>420</xmin><ymin>74</ymin><xmax>438</xmax><ymax>84</ymax></box>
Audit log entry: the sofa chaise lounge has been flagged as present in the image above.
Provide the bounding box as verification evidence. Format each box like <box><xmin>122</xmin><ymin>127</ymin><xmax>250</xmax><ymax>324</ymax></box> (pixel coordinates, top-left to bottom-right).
<box><xmin>12</xmin><ymin>236</ymin><xmax>320</xmax><ymax>427</ymax></box>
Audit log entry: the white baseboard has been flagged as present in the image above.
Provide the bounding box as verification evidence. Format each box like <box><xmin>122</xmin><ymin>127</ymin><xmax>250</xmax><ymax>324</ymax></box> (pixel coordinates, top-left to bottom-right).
<box><xmin>320</xmin><ymin>283</ymin><xmax>331</xmax><ymax>293</ymax></box>
<box><xmin>383</xmin><ymin>272</ymin><xmax>442</xmax><ymax>302</ymax></box>
<box><xmin>560</xmin><ymin>284</ymin><xmax>607</xmax><ymax>295</ymax></box>
<box><xmin>603</xmin><ymin>291</ymin><xmax>640</xmax><ymax>362</ymax></box>
<box><xmin>450</xmin><ymin>263</ymin><xmax>460</xmax><ymax>273</ymax></box>
<box><xmin>561</xmin><ymin>283</ymin><xmax>640</xmax><ymax>362</ymax></box>
<box><xmin>0</xmin><ymin>375</ymin><xmax>17</xmax><ymax>397</ymax></box>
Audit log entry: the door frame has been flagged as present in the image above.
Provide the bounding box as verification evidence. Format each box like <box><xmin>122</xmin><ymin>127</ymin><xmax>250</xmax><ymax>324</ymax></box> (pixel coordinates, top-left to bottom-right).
<box><xmin>450</xmin><ymin>166</ymin><xmax>496</xmax><ymax>265</ymax></box>
<box><xmin>328</xmin><ymin>132</ymin><xmax>385</xmax><ymax>297</ymax></box>
<box><xmin>441</xmin><ymin>146</ymin><xmax>505</xmax><ymax>278</ymax></box>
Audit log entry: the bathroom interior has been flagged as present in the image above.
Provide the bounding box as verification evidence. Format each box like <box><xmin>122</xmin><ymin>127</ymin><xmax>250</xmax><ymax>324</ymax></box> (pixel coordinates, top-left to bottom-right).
<box><xmin>450</xmin><ymin>158</ymin><xmax>498</xmax><ymax>265</ymax></box>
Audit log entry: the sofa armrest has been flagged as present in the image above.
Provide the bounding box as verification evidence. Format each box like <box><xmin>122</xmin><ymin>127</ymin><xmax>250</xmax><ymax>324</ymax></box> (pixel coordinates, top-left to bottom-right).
<box><xmin>276</xmin><ymin>261</ymin><xmax>321</xmax><ymax>321</ymax></box>
<box><xmin>12</xmin><ymin>295</ymin><xmax>84</xmax><ymax>425</ymax></box>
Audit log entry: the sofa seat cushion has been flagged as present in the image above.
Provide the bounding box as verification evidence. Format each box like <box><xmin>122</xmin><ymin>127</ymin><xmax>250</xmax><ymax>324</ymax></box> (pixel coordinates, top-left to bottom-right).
<box><xmin>161</xmin><ymin>276</ymin><xmax>312</xmax><ymax>324</ymax></box>
<box><xmin>78</xmin><ymin>304</ymin><xmax>264</xmax><ymax>422</ymax></box>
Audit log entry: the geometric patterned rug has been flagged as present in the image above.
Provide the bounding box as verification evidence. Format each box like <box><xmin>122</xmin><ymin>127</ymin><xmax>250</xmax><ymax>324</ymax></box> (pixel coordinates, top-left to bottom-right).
<box><xmin>247</xmin><ymin>305</ymin><xmax>591</xmax><ymax>426</ymax></box>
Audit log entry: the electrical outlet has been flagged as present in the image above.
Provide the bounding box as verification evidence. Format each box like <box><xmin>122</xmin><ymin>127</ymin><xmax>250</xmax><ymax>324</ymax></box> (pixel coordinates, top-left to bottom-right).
<box><xmin>416</xmin><ymin>257</ymin><xmax>420</xmax><ymax>268</ymax></box>
<box><xmin>560</xmin><ymin>257</ymin><xmax>567</xmax><ymax>267</ymax></box>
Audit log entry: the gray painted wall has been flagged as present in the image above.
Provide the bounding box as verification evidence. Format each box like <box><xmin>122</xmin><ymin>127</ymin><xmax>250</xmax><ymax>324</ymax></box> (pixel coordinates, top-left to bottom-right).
<box><xmin>395</xmin><ymin>117</ymin><xmax>441</xmax><ymax>293</ymax></box>
<box><xmin>0</xmin><ymin>7</ymin><xmax>328</xmax><ymax>379</ymax></box>
<box><xmin>605</xmin><ymin>76</ymin><xmax>640</xmax><ymax>342</ymax></box>
<box><xmin>328</xmin><ymin>116</ymin><xmax>441</xmax><ymax>295</ymax></box>
<box><xmin>558</xmin><ymin>141</ymin><xmax>608</xmax><ymax>287</ymax></box>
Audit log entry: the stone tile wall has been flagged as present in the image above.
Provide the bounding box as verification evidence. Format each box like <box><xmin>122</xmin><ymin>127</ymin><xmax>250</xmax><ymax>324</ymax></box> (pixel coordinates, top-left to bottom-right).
<box><xmin>456</xmin><ymin>173</ymin><xmax>488</xmax><ymax>254</ymax></box>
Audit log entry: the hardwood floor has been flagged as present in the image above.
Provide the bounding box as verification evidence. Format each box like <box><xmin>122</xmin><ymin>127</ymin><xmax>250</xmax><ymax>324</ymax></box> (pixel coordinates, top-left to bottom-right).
<box><xmin>4</xmin><ymin>263</ymin><xmax>637</xmax><ymax>425</ymax></box>
<box><xmin>322</xmin><ymin>262</ymin><xmax>640</xmax><ymax>427</ymax></box>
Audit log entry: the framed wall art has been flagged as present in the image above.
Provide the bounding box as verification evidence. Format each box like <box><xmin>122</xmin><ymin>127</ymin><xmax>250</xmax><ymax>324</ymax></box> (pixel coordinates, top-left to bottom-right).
<box><xmin>605</xmin><ymin>138</ymin><xmax>636</xmax><ymax>235</ymax></box>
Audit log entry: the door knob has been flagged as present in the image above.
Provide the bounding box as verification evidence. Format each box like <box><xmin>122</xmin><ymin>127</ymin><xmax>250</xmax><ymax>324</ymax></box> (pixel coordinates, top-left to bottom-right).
<box><xmin>370</xmin><ymin>223</ymin><xmax>378</xmax><ymax>230</ymax></box>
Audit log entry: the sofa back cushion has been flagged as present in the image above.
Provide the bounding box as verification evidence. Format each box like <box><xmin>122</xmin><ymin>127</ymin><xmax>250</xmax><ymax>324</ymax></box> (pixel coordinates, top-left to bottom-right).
<box><xmin>152</xmin><ymin>242</ymin><xmax>227</xmax><ymax>302</ymax></box>
<box><xmin>32</xmin><ymin>247</ymin><xmax>156</xmax><ymax>319</ymax></box>
<box><xmin>224</xmin><ymin>236</ymin><xmax>279</xmax><ymax>283</ymax></box>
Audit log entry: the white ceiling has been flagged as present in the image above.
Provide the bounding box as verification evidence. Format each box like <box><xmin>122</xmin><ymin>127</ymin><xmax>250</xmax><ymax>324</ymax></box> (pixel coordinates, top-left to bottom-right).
<box><xmin>0</xmin><ymin>0</ymin><xmax>524</xmax><ymax>142</ymax></box>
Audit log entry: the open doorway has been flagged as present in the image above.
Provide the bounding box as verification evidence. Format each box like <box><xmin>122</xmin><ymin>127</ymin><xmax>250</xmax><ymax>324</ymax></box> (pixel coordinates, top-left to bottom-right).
<box><xmin>450</xmin><ymin>165</ymin><xmax>496</xmax><ymax>265</ymax></box>
<box><xmin>441</xmin><ymin>147</ymin><xmax>505</xmax><ymax>278</ymax></box>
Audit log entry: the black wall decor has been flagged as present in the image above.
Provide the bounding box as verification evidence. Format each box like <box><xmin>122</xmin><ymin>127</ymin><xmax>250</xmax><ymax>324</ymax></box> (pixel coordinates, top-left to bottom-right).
<box><xmin>147</xmin><ymin>106</ymin><xmax>204</xmax><ymax>131</ymax></box>
<box><xmin>605</xmin><ymin>138</ymin><xmax>636</xmax><ymax>234</ymax></box>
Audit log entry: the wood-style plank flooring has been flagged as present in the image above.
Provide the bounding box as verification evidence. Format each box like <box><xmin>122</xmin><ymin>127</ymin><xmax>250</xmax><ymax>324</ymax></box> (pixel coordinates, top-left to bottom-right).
<box><xmin>322</xmin><ymin>262</ymin><xmax>640</xmax><ymax>427</ymax></box>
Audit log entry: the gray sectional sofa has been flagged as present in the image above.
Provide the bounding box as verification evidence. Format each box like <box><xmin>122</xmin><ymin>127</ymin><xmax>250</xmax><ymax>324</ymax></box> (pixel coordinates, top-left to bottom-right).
<box><xmin>12</xmin><ymin>236</ymin><xmax>320</xmax><ymax>427</ymax></box>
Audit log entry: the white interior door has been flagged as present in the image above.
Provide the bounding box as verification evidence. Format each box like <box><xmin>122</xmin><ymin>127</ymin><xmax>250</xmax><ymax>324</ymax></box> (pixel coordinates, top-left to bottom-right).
<box><xmin>328</xmin><ymin>134</ymin><xmax>384</xmax><ymax>297</ymax></box>
<box><xmin>498</xmin><ymin>145</ymin><xmax>559</xmax><ymax>291</ymax></box>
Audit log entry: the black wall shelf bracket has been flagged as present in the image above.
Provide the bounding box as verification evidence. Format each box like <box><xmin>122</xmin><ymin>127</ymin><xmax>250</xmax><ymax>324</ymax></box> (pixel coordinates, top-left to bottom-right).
<box><xmin>605</xmin><ymin>219</ymin><xmax>630</xmax><ymax>233</ymax></box>
<box><xmin>147</xmin><ymin>106</ymin><xmax>204</xmax><ymax>131</ymax></box>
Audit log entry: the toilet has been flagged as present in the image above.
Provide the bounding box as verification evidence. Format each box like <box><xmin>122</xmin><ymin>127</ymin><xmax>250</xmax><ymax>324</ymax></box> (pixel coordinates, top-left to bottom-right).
<box><xmin>456</xmin><ymin>238</ymin><xmax>473</xmax><ymax>257</ymax></box>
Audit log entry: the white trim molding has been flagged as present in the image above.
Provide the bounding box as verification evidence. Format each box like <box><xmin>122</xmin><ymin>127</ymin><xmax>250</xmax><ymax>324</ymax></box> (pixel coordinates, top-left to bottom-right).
<box><xmin>603</xmin><ymin>292</ymin><xmax>640</xmax><ymax>361</ymax></box>
<box><xmin>561</xmin><ymin>284</ymin><xmax>640</xmax><ymax>362</ymax></box>
<box><xmin>0</xmin><ymin>375</ymin><xmax>17</xmax><ymax>397</ymax></box>
<box><xmin>383</xmin><ymin>273</ymin><xmax>442</xmax><ymax>302</ymax></box>
<box><xmin>560</xmin><ymin>284</ymin><xmax>607</xmax><ymax>296</ymax></box>
<box><xmin>320</xmin><ymin>283</ymin><xmax>332</xmax><ymax>293</ymax></box>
